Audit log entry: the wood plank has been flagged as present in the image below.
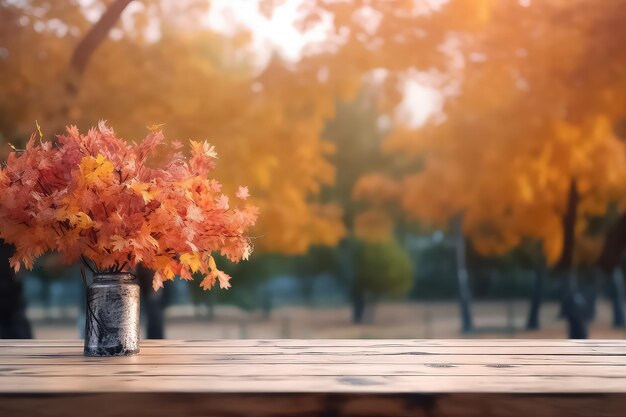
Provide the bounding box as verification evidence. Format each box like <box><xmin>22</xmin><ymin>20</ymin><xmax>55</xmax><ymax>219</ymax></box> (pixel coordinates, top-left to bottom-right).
<box><xmin>3</xmin><ymin>345</ymin><xmax>626</xmax><ymax>355</ymax></box>
<box><xmin>2</xmin><ymin>363</ymin><xmax>626</xmax><ymax>378</ymax></box>
<box><xmin>0</xmin><ymin>374</ymin><xmax>625</xmax><ymax>393</ymax></box>
<box><xmin>2</xmin><ymin>393</ymin><xmax>626</xmax><ymax>417</ymax></box>
<box><xmin>2</xmin><ymin>340</ymin><xmax>626</xmax><ymax>416</ymax></box>
<box><xmin>2</xmin><ymin>353</ymin><xmax>626</xmax><ymax>365</ymax></box>
<box><xmin>4</xmin><ymin>339</ymin><xmax>626</xmax><ymax>347</ymax></box>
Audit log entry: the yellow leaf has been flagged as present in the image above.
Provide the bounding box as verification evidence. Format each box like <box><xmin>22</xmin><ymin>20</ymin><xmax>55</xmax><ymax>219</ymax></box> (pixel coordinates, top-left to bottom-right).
<box><xmin>180</xmin><ymin>252</ymin><xmax>202</xmax><ymax>273</ymax></box>
<box><xmin>129</xmin><ymin>180</ymin><xmax>157</xmax><ymax>203</ymax></box>
<box><xmin>208</xmin><ymin>255</ymin><xmax>217</xmax><ymax>271</ymax></box>
<box><xmin>35</xmin><ymin>120</ymin><xmax>43</xmax><ymax>141</ymax></box>
<box><xmin>79</xmin><ymin>154</ymin><xmax>114</xmax><ymax>185</ymax></box>
<box><xmin>147</xmin><ymin>123</ymin><xmax>165</xmax><ymax>132</ymax></box>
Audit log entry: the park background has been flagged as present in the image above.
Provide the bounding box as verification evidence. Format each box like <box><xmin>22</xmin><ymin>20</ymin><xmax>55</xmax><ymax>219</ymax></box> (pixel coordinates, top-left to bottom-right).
<box><xmin>2</xmin><ymin>0</ymin><xmax>626</xmax><ymax>341</ymax></box>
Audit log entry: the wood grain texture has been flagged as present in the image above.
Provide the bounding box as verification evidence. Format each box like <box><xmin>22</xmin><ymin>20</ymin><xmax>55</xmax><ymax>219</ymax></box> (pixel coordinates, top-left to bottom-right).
<box><xmin>1</xmin><ymin>339</ymin><xmax>626</xmax><ymax>416</ymax></box>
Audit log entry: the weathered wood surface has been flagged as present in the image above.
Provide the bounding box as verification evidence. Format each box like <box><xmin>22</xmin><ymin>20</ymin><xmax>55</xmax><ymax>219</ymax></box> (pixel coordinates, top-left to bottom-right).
<box><xmin>1</xmin><ymin>339</ymin><xmax>626</xmax><ymax>417</ymax></box>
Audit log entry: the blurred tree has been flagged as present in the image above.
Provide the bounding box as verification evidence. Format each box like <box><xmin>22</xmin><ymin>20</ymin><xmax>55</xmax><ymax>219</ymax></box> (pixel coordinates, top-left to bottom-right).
<box><xmin>295</xmin><ymin>0</ymin><xmax>626</xmax><ymax>338</ymax></box>
<box><xmin>7</xmin><ymin>0</ymin><xmax>626</xmax><ymax>339</ymax></box>
<box><xmin>351</xmin><ymin>239</ymin><xmax>413</xmax><ymax>324</ymax></box>
<box><xmin>33</xmin><ymin>254</ymin><xmax>74</xmax><ymax>315</ymax></box>
<box><xmin>525</xmin><ymin>245</ymin><xmax>547</xmax><ymax>331</ymax></box>
<box><xmin>381</xmin><ymin>2</ymin><xmax>626</xmax><ymax>338</ymax></box>
<box><xmin>137</xmin><ymin>264</ymin><xmax>170</xmax><ymax>338</ymax></box>
<box><xmin>319</xmin><ymin>89</ymin><xmax>410</xmax><ymax>322</ymax></box>
<box><xmin>190</xmin><ymin>253</ymin><xmax>289</xmax><ymax>319</ymax></box>
<box><xmin>0</xmin><ymin>242</ymin><xmax>31</xmax><ymax>338</ymax></box>
<box><xmin>1</xmin><ymin>0</ymin><xmax>346</xmax><ymax>254</ymax></box>
<box><xmin>286</xmin><ymin>0</ymin><xmax>505</xmax><ymax>332</ymax></box>
<box><xmin>0</xmin><ymin>0</ymin><xmax>352</xmax><ymax>335</ymax></box>
<box><xmin>290</xmin><ymin>246</ymin><xmax>339</xmax><ymax>306</ymax></box>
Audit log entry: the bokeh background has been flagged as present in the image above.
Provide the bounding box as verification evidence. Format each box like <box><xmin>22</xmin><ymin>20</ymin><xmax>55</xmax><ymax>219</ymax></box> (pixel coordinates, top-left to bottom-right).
<box><xmin>3</xmin><ymin>0</ymin><xmax>626</xmax><ymax>340</ymax></box>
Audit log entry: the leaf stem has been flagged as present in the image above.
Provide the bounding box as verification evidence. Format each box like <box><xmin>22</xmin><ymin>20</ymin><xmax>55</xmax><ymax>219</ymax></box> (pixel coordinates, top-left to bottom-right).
<box><xmin>80</xmin><ymin>255</ymin><xmax>98</xmax><ymax>274</ymax></box>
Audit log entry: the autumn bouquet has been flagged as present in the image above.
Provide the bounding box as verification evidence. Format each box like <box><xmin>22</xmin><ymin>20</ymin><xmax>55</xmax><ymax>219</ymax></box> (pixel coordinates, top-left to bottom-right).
<box><xmin>0</xmin><ymin>122</ymin><xmax>258</xmax><ymax>355</ymax></box>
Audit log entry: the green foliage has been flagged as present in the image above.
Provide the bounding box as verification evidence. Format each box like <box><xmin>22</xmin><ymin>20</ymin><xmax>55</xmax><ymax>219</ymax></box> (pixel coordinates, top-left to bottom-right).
<box><xmin>353</xmin><ymin>239</ymin><xmax>413</xmax><ymax>299</ymax></box>
<box><xmin>291</xmin><ymin>245</ymin><xmax>340</xmax><ymax>278</ymax></box>
<box><xmin>190</xmin><ymin>253</ymin><xmax>289</xmax><ymax>311</ymax></box>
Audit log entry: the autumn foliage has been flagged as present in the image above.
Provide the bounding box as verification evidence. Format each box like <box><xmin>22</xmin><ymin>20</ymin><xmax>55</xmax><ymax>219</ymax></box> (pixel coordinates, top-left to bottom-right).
<box><xmin>0</xmin><ymin>1</ymin><xmax>345</xmax><ymax>257</ymax></box>
<box><xmin>4</xmin><ymin>0</ymin><xmax>626</xmax><ymax>279</ymax></box>
<box><xmin>0</xmin><ymin>122</ymin><xmax>257</xmax><ymax>290</ymax></box>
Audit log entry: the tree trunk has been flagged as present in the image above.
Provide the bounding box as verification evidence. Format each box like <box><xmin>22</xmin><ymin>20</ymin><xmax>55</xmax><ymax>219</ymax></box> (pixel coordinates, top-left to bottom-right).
<box><xmin>0</xmin><ymin>242</ymin><xmax>32</xmax><ymax>339</ymax></box>
<box><xmin>352</xmin><ymin>291</ymin><xmax>366</xmax><ymax>324</ymax></box>
<box><xmin>70</xmin><ymin>0</ymin><xmax>134</xmax><ymax>76</ymax></box>
<box><xmin>598</xmin><ymin>212</ymin><xmax>626</xmax><ymax>274</ymax></box>
<box><xmin>526</xmin><ymin>264</ymin><xmax>545</xmax><ymax>330</ymax></box>
<box><xmin>610</xmin><ymin>268</ymin><xmax>626</xmax><ymax>328</ymax></box>
<box><xmin>562</xmin><ymin>271</ymin><xmax>588</xmax><ymax>339</ymax></box>
<box><xmin>137</xmin><ymin>266</ymin><xmax>166</xmax><ymax>339</ymax></box>
<box><xmin>339</xmin><ymin>237</ymin><xmax>363</xmax><ymax>324</ymax></box>
<box><xmin>596</xmin><ymin>211</ymin><xmax>626</xmax><ymax>328</ymax></box>
<box><xmin>452</xmin><ymin>214</ymin><xmax>473</xmax><ymax>333</ymax></box>
<box><xmin>586</xmin><ymin>272</ymin><xmax>599</xmax><ymax>322</ymax></box>
<box><xmin>557</xmin><ymin>179</ymin><xmax>588</xmax><ymax>339</ymax></box>
<box><xmin>51</xmin><ymin>0</ymin><xmax>133</xmax><ymax>132</ymax></box>
<box><xmin>355</xmin><ymin>293</ymin><xmax>376</xmax><ymax>324</ymax></box>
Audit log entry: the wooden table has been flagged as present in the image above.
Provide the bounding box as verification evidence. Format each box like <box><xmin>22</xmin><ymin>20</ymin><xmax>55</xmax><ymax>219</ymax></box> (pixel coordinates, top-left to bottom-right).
<box><xmin>1</xmin><ymin>339</ymin><xmax>626</xmax><ymax>416</ymax></box>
